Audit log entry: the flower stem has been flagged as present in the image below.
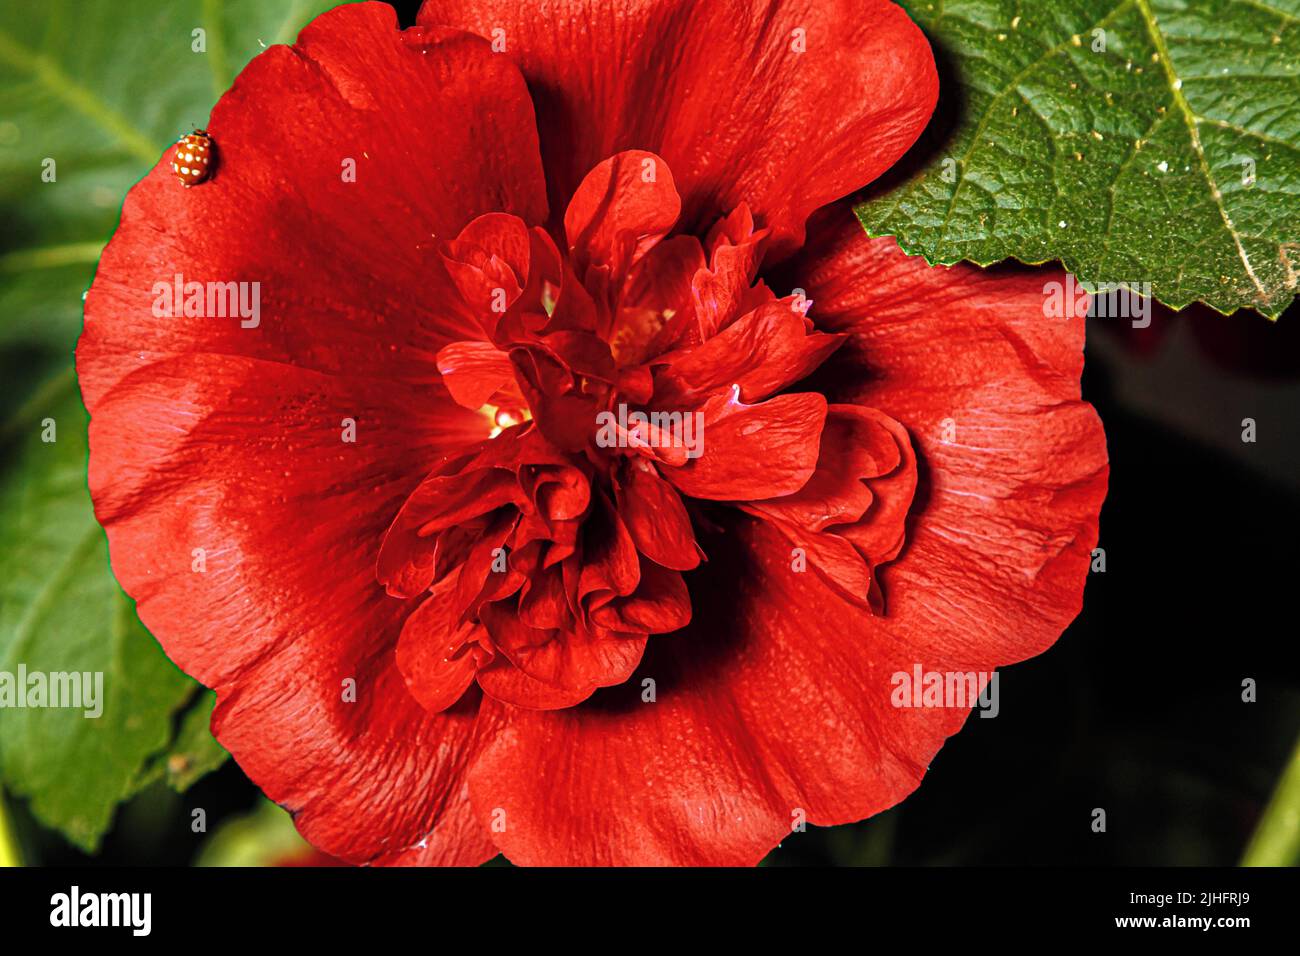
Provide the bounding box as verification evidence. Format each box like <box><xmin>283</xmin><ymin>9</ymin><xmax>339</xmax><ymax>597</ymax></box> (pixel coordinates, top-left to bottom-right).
<box><xmin>1241</xmin><ymin>732</ymin><xmax>1300</xmax><ymax>866</ymax></box>
<box><xmin>0</xmin><ymin>792</ymin><xmax>21</xmax><ymax>867</ymax></box>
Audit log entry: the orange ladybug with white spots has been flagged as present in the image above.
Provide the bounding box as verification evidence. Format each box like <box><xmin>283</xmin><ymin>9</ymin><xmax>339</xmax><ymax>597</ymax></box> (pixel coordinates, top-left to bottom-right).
<box><xmin>172</xmin><ymin>130</ymin><xmax>214</xmax><ymax>186</ymax></box>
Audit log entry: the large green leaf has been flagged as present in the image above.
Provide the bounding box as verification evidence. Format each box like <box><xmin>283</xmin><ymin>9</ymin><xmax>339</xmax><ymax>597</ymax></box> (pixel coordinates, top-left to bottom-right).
<box><xmin>0</xmin><ymin>0</ymin><xmax>344</xmax><ymax>851</ymax></box>
<box><xmin>0</xmin><ymin>391</ymin><xmax>193</xmax><ymax>851</ymax></box>
<box><xmin>132</xmin><ymin>690</ymin><xmax>230</xmax><ymax>795</ymax></box>
<box><xmin>857</xmin><ymin>0</ymin><xmax>1300</xmax><ymax>318</ymax></box>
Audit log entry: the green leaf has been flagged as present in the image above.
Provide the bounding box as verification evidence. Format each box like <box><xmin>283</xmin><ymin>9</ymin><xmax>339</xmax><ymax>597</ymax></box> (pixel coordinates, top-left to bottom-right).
<box><xmin>132</xmin><ymin>690</ymin><xmax>229</xmax><ymax>795</ymax></box>
<box><xmin>0</xmin><ymin>0</ymin><xmax>351</xmax><ymax>349</ymax></box>
<box><xmin>1241</xmin><ymin>730</ymin><xmax>1300</xmax><ymax>866</ymax></box>
<box><xmin>195</xmin><ymin>799</ymin><xmax>318</xmax><ymax>868</ymax></box>
<box><xmin>856</xmin><ymin>0</ymin><xmax>1300</xmax><ymax>319</ymax></box>
<box><xmin>0</xmin><ymin>391</ymin><xmax>194</xmax><ymax>851</ymax></box>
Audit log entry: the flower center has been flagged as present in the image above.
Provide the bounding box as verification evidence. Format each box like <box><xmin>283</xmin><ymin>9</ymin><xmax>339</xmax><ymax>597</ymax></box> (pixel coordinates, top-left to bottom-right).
<box><xmin>482</xmin><ymin>403</ymin><xmax>532</xmax><ymax>439</ymax></box>
<box><xmin>377</xmin><ymin>150</ymin><xmax>917</xmax><ymax>715</ymax></box>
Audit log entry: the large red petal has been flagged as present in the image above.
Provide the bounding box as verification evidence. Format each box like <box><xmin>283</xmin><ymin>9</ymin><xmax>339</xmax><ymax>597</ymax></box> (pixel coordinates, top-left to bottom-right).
<box><xmin>79</xmin><ymin>352</ymin><xmax>495</xmax><ymax>864</ymax></box>
<box><xmin>417</xmin><ymin>0</ymin><xmax>936</xmax><ymax>256</ymax></box>
<box><xmin>787</xmin><ymin>205</ymin><xmax>1109</xmax><ymax>620</ymax></box>
<box><xmin>80</xmin><ymin>3</ymin><xmax>548</xmax><ymax>413</ymax></box>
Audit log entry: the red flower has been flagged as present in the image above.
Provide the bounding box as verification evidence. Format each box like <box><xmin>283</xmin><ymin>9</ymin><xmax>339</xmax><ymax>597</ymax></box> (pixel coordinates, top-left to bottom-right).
<box><xmin>77</xmin><ymin>0</ymin><xmax>1107</xmax><ymax>865</ymax></box>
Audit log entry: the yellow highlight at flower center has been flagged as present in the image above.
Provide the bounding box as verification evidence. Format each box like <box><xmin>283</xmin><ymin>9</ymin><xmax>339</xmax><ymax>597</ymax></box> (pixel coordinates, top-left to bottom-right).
<box><xmin>480</xmin><ymin>403</ymin><xmax>533</xmax><ymax>439</ymax></box>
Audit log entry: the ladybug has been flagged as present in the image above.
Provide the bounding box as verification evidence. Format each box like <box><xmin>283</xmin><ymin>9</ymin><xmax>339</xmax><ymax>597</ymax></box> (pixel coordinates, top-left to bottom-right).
<box><xmin>172</xmin><ymin>130</ymin><xmax>214</xmax><ymax>186</ymax></box>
